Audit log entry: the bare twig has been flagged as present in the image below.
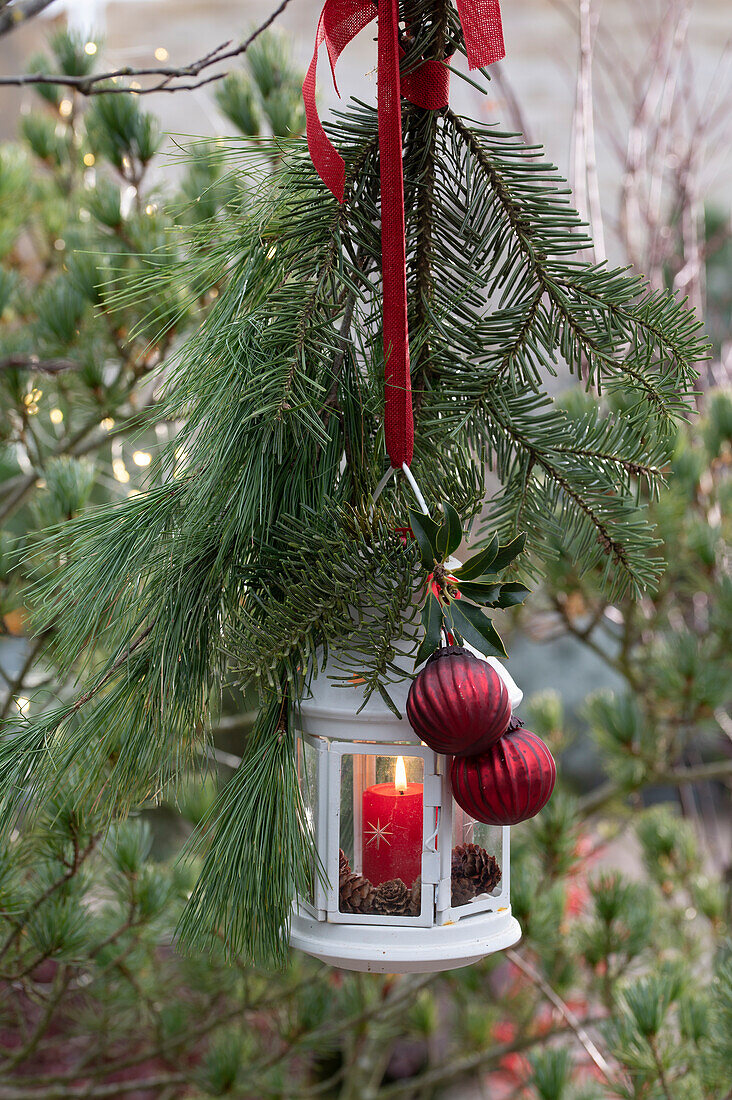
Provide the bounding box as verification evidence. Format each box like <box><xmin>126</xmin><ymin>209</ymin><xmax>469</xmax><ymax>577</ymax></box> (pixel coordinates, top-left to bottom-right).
<box><xmin>573</xmin><ymin>0</ymin><xmax>605</xmax><ymax>260</ymax></box>
<box><xmin>0</xmin><ymin>0</ymin><xmax>297</xmax><ymax>96</ymax></box>
<box><xmin>0</xmin><ymin>356</ymin><xmax>78</xmax><ymax>375</ymax></box>
<box><xmin>0</xmin><ymin>0</ymin><xmax>55</xmax><ymax>38</ymax></box>
<box><xmin>645</xmin><ymin>0</ymin><xmax>692</xmax><ymax>279</ymax></box>
<box><xmin>506</xmin><ymin>948</ymin><xmax>613</xmax><ymax>1079</ymax></box>
<box><xmin>490</xmin><ymin>61</ymin><xmax>533</xmax><ymax>143</ymax></box>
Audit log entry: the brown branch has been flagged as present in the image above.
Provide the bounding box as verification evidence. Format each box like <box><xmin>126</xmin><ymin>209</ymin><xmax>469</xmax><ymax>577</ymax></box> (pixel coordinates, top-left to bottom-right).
<box><xmin>374</xmin><ymin>1016</ymin><xmax>607</xmax><ymax>1098</ymax></box>
<box><xmin>0</xmin><ymin>356</ymin><xmax>78</xmax><ymax>375</ymax></box>
<box><xmin>578</xmin><ymin>758</ymin><xmax>732</xmax><ymax>816</ymax></box>
<box><xmin>0</xmin><ymin>0</ymin><xmax>297</xmax><ymax>96</ymax></box>
<box><xmin>0</xmin><ymin>634</ymin><xmax>47</xmax><ymax>724</ymax></box>
<box><xmin>1</xmin><ymin>967</ymin><xmax>73</xmax><ymax>1072</ymax></box>
<box><xmin>66</xmin><ymin>622</ymin><xmax>155</xmax><ymax>715</ymax></box>
<box><xmin>0</xmin><ymin>1073</ymin><xmax>187</xmax><ymax>1100</ymax></box>
<box><xmin>0</xmin><ymin>0</ymin><xmax>55</xmax><ymax>37</ymax></box>
<box><xmin>506</xmin><ymin>948</ymin><xmax>612</xmax><ymax>1079</ymax></box>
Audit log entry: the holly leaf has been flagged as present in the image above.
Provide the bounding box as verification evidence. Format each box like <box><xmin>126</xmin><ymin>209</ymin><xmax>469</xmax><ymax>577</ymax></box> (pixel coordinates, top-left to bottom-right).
<box><xmin>452</xmin><ymin>534</ymin><xmax>498</xmax><ymax>580</ymax></box>
<box><xmin>453</xmin><ymin>580</ymin><xmax>501</xmax><ymax>605</ymax></box>
<box><xmin>436</xmin><ymin>501</ymin><xmax>463</xmax><ymax>560</ymax></box>
<box><xmin>415</xmin><ymin>592</ymin><xmax>443</xmax><ymax>667</ymax></box>
<box><xmin>447</xmin><ymin>601</ymin><xmax>507</xmax><ymax>659</ymax></box>
<box><xmin>491</xmin><ymin>533</ymin><xmax>527</xmax><ymax>573</ymax></box>
<box><xmin>492</xmin><ymin>581</ymin><xmax>530</xmax><ymax>608</ymax></box>
<box><xmin>408</xmin><ymin>508</ymin><xmax>441</xmax><ymax>570</ymax></box>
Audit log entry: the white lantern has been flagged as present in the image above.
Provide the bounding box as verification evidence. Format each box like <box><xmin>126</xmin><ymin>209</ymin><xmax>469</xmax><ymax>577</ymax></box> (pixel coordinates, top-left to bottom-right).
<box><xmin>289</xmin><ymin>649</ymin><xmax>523</xmax><ymax>973</ymax></box>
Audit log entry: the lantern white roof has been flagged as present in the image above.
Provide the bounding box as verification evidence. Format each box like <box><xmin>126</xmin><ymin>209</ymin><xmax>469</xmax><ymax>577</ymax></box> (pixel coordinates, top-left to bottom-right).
<box><xmin>298</xmin><ymin>645</ymin><xmax>523</xmax><ymax>743</ymax></box>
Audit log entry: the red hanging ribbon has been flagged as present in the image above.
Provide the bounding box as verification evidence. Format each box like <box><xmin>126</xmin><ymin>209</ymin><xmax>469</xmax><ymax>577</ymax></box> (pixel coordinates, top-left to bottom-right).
<box><xmin>303</xmin><ymin>0</ymin><xmax>505</xmax><ymax>468</ymax></box>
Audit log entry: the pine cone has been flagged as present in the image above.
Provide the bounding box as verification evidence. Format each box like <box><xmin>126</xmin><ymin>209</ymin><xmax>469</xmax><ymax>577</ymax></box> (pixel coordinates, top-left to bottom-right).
<box><xmin>339</xmin><ymin>848</ymin><xmax>351</xmax><ymax>878</ymax></box>
<box><xmin>451</xmin><ymin>874</ymin><xmax>477</xmax><ymax>907</ymax></box>
<box><xmin>372</xmin><ymin>878</ymin><xmax>412</xmax><ymax>916</ymax></box>
<box><xmin>451</xmin><ymin>843</ymin><xmax>501</xmax><ymax>906</ymax></box>
<box><xmin>410</xmin><ymin>876</ymin><xmax>422</xmax><ymax>916</ymax></box>
<box><xmin>339</xmin><ymin>870</ymin><xmax>373</xmax><ymax>914</ymax></box>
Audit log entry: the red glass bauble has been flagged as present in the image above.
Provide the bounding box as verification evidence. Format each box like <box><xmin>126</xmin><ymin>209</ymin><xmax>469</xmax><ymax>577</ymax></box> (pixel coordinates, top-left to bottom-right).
<box><xmin>406</xmin><ymin>646</ymin><xmax>511</xmax><ymax>756</ymax></box>
<box><xmin>450</xmin><ymin>725</ymin><xmax>556</xmax><ymax>825</ymax></box>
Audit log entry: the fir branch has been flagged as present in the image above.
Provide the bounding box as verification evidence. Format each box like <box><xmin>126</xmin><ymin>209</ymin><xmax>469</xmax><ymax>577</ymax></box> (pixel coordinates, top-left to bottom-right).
<box><xmin>443</xmin><ymin>109</ymin><xmax>703</xmax><ymax>415</ymax></box>
<box><xmin>484</xmin><ymin>399</ymin><xmax>633</xmax><ymax>573</ymax></box>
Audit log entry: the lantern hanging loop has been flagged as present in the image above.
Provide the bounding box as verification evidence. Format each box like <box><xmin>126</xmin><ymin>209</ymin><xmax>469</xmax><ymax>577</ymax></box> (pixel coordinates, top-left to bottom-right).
<box><xmin>372</xmin><ymin>462</ymin><xmax>430</xmax><ymax>518</ymax></box>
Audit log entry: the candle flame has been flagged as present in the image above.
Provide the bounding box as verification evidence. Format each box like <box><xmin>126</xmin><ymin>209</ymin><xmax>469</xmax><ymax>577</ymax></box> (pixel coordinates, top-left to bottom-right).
<box><xmin>394</xmin><ymin>755</ymin><xmax>407</xmax><ymax>794</ymax></box>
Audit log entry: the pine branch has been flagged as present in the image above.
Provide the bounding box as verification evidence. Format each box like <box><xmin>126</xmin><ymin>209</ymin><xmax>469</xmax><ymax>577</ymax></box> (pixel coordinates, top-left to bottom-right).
<box><xmin>227</xmin><ymin>504</ymin><xmax>421</xmax><ymax>700</ymax></box>
<box><xmin>178</xmin><ymin>687</ymin><xmax>311</xmax><ymax>966</ymax></box>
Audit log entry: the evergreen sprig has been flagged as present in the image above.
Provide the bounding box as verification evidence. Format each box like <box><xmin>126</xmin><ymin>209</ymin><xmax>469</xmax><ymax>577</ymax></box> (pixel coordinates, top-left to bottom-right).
<box><xmin>3</xmin><ymin>1</ymin><xmax>708</xmax><ymax>961</ymax></box>
<box><xmin>179</xmin><ymin>689</ymin><xmax>310</xmax><ymax>967</ymax></box>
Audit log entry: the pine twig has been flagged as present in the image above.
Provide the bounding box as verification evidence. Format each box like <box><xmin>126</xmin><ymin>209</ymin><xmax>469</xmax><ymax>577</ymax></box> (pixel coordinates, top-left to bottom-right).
<box><xmin>648</xmin><ymin>1034</ymin><xmax>675</xmax><ymax>1100</ymax></box>
<box><xmin>67</xmin><ymin>622</ymin><xmax>156</xmax><ymax>715</ymax></box>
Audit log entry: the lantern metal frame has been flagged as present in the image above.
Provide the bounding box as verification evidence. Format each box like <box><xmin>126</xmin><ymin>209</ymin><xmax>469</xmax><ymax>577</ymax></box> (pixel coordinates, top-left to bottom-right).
<box><xmin>289</xmin><ymin>647</ymin><xmax>524</xmax><ymax>973</ymax></box>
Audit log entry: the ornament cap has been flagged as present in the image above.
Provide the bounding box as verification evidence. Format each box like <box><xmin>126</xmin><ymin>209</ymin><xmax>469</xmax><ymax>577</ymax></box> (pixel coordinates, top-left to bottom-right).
<box><xmin>425</xmin><ymin>644</ymin><xmax>472</xmax><ymax>664</ymax></box>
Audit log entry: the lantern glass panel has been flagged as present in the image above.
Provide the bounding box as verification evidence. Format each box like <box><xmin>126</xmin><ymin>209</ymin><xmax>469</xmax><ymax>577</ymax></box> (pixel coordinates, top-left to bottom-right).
<box><xmin>451</xmin><ymin>804</ymin><xmax>502</xmax><ymax>907</ymax></box>
<box><xmin>296</xmin><ymin>734</ymin><xmax>321</xmax><ymax>910</ymax></box>
<box><xmin>339</xmin><ymin>753</ymin><xmax>424</xmax><ymax>915</ymax></box>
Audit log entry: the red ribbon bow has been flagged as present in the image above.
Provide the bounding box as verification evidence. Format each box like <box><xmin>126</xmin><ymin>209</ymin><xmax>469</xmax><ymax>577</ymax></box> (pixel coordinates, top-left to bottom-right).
<box><xmin>303</xmin><ymin>0</ymin><xmax>505</xmax><ymax>468</ymax></box>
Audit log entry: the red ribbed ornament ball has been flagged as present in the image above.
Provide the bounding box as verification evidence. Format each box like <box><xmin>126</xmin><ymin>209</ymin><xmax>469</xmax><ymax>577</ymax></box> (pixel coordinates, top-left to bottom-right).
<box><xmin>450</xmin><ymin>724</ymin><xmax>556</xmax><ymax>825</ymax></box>
<box><xmin>406</xmin><ymin>646</ymin><xmax>511</xmax><ymax>757</ymax></box>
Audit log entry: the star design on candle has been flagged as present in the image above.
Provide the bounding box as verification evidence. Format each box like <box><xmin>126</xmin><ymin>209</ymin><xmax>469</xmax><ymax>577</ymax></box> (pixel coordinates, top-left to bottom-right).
<box><xmin>364</xmin><ymin>818</ymin><xmax>393</xmax><ymax>850</ymax></box>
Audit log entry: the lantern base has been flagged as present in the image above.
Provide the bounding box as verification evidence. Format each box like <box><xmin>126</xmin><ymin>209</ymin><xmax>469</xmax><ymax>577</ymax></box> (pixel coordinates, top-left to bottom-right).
<box><xmin>289</xmin><ymin>906</ymin><xmax>522</xmax><ymax>973</ymax></box>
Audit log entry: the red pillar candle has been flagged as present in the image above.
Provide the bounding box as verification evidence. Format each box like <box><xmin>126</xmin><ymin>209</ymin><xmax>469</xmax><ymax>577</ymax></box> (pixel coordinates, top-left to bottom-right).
<box><xmin>362</xmin><ymin>756</ymin><xmax>423</xmax><ymax>888</ymax></box>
